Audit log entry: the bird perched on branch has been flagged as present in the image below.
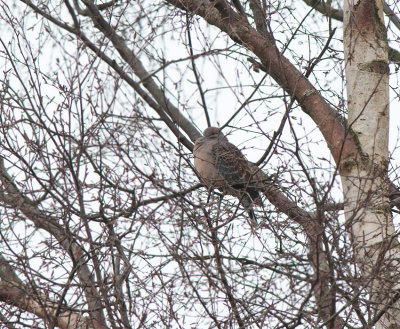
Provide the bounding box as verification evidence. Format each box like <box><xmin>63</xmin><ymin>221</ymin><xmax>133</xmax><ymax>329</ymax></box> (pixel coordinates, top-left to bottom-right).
<box><xmin>193</xmin><ymin>127</ymin><xmax>261</xmax><ymax>219</ymax></box>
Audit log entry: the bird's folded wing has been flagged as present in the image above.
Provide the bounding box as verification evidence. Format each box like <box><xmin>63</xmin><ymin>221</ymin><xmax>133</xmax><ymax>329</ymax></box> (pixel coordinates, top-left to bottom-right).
<box><xmin>212</xmin><ymin>142</ymin><xmax>253</xmax><ymax>186</ymax></box>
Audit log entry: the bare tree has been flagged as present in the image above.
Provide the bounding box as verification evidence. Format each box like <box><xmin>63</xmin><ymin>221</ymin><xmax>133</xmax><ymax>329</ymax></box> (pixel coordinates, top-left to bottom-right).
<box><xmin>0</xmin><ymin>0</ymin><xmax>399</xmax><ymax>328</ymax></box>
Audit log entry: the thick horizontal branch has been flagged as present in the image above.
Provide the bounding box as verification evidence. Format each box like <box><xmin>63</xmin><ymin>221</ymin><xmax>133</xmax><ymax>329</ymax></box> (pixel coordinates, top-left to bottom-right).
<box><xmin>0</xmin><ymin>281</ymin><xmax>89</xmax><ymax>329</ymax></box>
<box><xmin>0</xmin><ymin>255</ymin><xmax>94</xmax><ymax>329</ymax></box>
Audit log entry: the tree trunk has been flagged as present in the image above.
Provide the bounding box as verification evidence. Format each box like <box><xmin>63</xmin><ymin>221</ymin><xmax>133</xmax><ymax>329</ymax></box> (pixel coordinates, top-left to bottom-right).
<box><xmin>343</xmin><ymin>0</ymin><xmax>400</xmax><ymax>327</ymax></box>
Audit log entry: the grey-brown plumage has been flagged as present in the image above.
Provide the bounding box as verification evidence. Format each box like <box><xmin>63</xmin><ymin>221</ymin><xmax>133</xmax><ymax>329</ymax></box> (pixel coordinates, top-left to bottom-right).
<box><xmin>193</xmin><ymin>127</ymin><xmax>261</xmax><ymax>219</ymax></box>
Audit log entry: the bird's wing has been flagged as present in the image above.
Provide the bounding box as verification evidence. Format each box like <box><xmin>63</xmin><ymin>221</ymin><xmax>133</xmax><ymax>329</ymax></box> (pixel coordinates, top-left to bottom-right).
<box><xmin>212</xmin><ymin>141</ymin><xmax>252</xmax><ymax>186</ymax></box>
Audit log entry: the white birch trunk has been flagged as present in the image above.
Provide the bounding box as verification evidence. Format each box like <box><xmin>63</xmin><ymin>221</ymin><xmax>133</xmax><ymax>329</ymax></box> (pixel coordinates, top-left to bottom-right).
<box><xmin>343</xmin><ymin>0</ymin><xmax>400</xmax><ymax>327</ymax></box>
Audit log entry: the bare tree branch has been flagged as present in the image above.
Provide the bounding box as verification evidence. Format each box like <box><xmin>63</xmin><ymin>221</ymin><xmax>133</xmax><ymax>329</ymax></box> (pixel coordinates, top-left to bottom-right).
<box><xmin>166</xmin><ymin>0</ymin><xmax>357</xmax><ymax>168</ymax></box>
<box><xmin>0</xmin><ymin>254</ymin><xmax>95</xmax><ymax>329</ymax></box>
<box><xmin>19</xmin><ymin>0</ymin><xmax>197</xmax><ymax>149</ymax></box>
<box><xmin>301</xmin><ymin>0</ymin><xmax>400</xmax><ymax>63</ymax></box>
<box><xmin>80</xmin><ymin>0</ymin><xmax>201</xmax><ymax>141</ymax></box>
<box><xmin>0</xmin><ymin>158</ymin><xmax>108</xmax><ymax>329</ymax></box>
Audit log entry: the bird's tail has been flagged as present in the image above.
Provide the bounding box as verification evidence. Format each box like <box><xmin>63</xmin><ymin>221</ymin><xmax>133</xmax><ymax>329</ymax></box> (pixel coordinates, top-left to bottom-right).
<box><xmin>239</xmin><ymin>190</ymin><xmax>259</xmax><ymax>222</ymax></box>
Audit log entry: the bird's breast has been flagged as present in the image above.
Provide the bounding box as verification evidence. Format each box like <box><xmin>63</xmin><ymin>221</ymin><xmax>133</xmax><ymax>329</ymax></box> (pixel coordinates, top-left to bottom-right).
<box><xmin>193</xmin><ymin>142</ymin><xmax>225</xmax><ymax>187</ymax></box>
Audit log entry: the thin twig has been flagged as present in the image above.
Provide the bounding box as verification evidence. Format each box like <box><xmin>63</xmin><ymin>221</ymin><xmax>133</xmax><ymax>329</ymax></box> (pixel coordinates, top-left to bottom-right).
<box><xmin>186</xmin><ymin>14</ymin><xmax>211</xmax><ymax>127</ymax></box>
<box><xmin>305</xmin><ymin>28</ymin><xmax>336</xmax><ymax>78</ymax></box>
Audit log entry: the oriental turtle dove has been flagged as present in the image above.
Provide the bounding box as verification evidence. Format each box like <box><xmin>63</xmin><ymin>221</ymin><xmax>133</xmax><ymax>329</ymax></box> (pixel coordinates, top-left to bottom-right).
<box><xmin>193</xmin><ymin>127</ymin><xmax>261</xmax><ymax>219</ymax></box>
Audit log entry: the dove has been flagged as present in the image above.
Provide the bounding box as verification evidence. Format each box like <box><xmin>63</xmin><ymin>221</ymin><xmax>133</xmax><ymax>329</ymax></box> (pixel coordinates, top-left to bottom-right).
<box><xmin>193</xmin><ymin>127</ymin><xmax>261</xmax><ymax>219</ymax></box>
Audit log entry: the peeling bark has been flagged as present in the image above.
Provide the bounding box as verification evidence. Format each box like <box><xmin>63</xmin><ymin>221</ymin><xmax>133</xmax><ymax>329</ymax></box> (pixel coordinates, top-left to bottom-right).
<box><xmin>343</xmin><ymin>0</ymin><xmax>400</xmax><ymax>327</ymax></box>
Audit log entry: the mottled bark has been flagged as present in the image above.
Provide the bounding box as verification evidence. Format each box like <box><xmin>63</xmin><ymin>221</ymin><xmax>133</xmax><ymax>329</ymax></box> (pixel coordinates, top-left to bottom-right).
<box><xmin>343</xmin><ymin>0</ymin><xmax>400</xmax><ymax>327</ymax></box>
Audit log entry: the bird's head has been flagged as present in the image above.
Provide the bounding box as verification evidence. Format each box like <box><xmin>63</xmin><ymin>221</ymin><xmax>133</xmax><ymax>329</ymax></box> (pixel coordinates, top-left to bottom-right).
<box><xmin>194</xmin><ymin>127</ymin><xmax>229</xmax><ymax>151</ymax></box>
<box><xmin>203</xmin><ymin>127</ymin><xmax>222</xmax><ymax>137</ymax></box>
<box><xmin>202</xmin><ymin>127</ymin><xmax>228</xmax><ymax>141</ymax></box>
